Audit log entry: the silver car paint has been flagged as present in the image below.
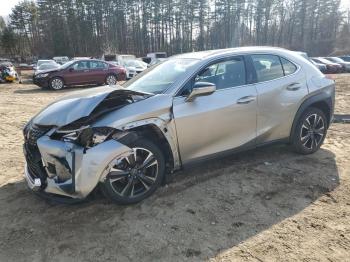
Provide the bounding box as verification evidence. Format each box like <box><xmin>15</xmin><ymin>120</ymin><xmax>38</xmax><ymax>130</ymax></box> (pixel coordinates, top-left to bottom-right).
<box><xmin>24</xmin><ymin>47</ymin><xmax>335</xmax><ymax>199</ymax></box>
<box><xmin>28</xmin><ymin>136</ymin><xmax>132</xmax><ymax>198</ymax></box>
<box><xmin>92</xmin><ymin>94</ymin><xmax>181</xmax><ymax>168</ymax></box>
<box><xmin>173</xmin><ymin>84</ymin><xmax>257</xmax><ymax>163</ymax></box>
<box><xmin>254</xmin><ymin>68</ymin><xmax>309</xmax><ymax>143</ymax></box>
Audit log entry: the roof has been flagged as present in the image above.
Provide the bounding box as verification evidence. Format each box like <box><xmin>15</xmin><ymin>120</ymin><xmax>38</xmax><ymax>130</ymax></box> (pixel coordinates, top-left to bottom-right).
<box><xmin>172</xmin><ymin>46</ymin><xmax>289</xmax><ymax>60</ymax></box>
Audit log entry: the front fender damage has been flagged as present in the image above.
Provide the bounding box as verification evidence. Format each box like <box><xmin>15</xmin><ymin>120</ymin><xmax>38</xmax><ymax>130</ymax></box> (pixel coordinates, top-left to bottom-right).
<box><xmin>28</xmin><ymin>136</ymin><xmax>132</xmax><ymax>199</ymax></box>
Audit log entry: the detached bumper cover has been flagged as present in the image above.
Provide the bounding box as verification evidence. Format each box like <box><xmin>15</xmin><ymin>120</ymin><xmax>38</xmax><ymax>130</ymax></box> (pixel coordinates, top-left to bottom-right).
<box><xmin>24</xmin><ymin>136</ymin><xmax>132</xmax><ymax>199</ymax></box>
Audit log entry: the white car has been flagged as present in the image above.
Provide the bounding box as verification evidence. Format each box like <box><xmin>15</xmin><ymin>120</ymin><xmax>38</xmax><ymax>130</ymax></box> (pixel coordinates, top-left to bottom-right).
<box><xmin>122</xmin><ymin>60</ymin><xmax>148</xmax><ymax>79</ymax></box>
<box><xmin>53</xmin><ymin>56</ymin><xmax>69</xmax><ymax>65</ymax></box>
<box><xmin>34</xmin><ymin>60</ymin><xmax>58</xmax><ymax>71</ymax></box>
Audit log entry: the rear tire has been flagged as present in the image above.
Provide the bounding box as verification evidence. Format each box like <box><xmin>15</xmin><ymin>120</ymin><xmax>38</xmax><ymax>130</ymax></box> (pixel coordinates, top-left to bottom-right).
<box><xmin>105</xmin><ymin>74</ymin><xmax>118</xmax><ymax>85</ymax></box>
<box><xmin>101</xmin><ymin>138</ymin><xmax>165</xmax><ymax>204</ymax></box>
<box><xmin>291</xmin><ymin>107</ymin><xmax>327</xmax><ymax>154</ymax></box>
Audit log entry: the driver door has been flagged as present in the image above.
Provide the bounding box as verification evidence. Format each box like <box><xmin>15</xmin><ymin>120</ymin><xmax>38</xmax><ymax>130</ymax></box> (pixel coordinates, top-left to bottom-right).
<box><xmin>64</xmin><ymin>60</ymin><xmax>91</xmax><ymax>85</ymax></box>
<box><xmin>172</xmin><ymin>56</ymin><xmax>258</xmax><ymax>164</ymax></box>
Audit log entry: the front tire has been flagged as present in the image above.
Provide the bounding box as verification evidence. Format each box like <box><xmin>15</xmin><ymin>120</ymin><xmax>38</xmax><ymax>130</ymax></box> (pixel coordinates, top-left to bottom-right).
<box><xmin>49</xmin><ymin>77</ymin><xmax>64</xmax><ymax>90</ymax></box>
<box><xmin>101</xmin><ymin>138</ymin><xmax>165</xmax><ymax>204</ymax></box>
<box><xmin>291</xmin><ymin>107</ymin><xmax>327</xmax><ymax>154</ymax></box>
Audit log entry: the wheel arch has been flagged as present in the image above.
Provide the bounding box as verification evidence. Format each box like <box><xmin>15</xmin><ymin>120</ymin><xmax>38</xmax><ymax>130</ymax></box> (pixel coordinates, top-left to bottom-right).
<box><xmin>112</xmin><ymin>118</ymin><xmax>180</xmax><ymax>177</ymax></box>
<box><xmin>290</xmin><ymin>92</ymin><xmax>332</xmax><ymax>142</ymax></box>
<box><xmin>129</xmin><ymin>124</ymin><xmax>175</xmax><ymax>173</ymax></box>
<box><xmin>106</xmin><ymin>72</ymin><xmax>118</xmax><ymax>79</ymax></box>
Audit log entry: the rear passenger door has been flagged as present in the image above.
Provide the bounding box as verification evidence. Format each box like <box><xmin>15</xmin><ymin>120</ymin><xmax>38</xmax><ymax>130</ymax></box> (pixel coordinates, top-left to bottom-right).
<box><xmin>250</xmin><ymin>54</ymin><xmax>308</xmax><ymax>144</ymax></box>
<box><xmin>89</xmin><ymin>61</ymin><xmax>109</xmax><ymax>84</ymax></box>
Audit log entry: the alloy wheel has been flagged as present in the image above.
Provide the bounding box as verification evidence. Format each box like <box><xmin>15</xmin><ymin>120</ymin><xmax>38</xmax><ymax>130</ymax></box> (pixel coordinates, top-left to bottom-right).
<box><xmin>106</xmin><ymin>75</ymin><xmax>117</xmax><ymax>85</ymax></box>
<box><xmin>300</xmin><ymin>113</ymin><xmax>325</xmax><ymax>150</ymax></box>
<box><xmin>107</xmin><ymin>147</ymin><xmax>159</xmax><ymax>198</ymax></box>
<box><xmin>51</xmin><ymin>78</ymin><xmax>64</xmax><ymax>90</ymax></box>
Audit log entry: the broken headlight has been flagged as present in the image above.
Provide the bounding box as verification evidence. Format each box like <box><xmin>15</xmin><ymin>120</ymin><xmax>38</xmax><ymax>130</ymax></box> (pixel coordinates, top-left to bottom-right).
<box><xmin>59</xmin><ymin>127</ymin><xmax>117</xmax><ymax>148</ymax></box>
<box><xmin>35</xmin><ymin>73</ymin><xmax>49</xmax><ymax>78</ymax></box>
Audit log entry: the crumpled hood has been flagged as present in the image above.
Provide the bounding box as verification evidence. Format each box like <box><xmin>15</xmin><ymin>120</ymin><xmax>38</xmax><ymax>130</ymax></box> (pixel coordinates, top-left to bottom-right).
<box><xmin>32</xmin><ymin>86</ymin><xmax>150</xmax><ymax>127</ymax></box>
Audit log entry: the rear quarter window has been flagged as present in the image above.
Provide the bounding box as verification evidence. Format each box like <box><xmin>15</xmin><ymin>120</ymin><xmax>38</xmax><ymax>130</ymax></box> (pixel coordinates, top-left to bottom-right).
<box><xmin>251</xmin><ymin>54</ymin><xmax>284</xmax><ymax>82</ymax></box>
<box><xmin>280</xmin><ymin>57</ymin><xmax>297</xmax><ymax>76</ymax></box>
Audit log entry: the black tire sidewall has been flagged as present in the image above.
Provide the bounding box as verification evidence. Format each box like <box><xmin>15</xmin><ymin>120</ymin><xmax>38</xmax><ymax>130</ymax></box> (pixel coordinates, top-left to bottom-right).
<box><xmin>49</xmin><ymin>77</ymin><xmax>64</xmax><ymax>90</ymax></box>
<box><xmin>292</xmin><ymin>107</ymin><xmax>327</xmax><ymax>154</ymax></box>
<box><xmin>101</xmin><ymin>138</ymin><xmax>165</xmax><ymax>204</ymax></box>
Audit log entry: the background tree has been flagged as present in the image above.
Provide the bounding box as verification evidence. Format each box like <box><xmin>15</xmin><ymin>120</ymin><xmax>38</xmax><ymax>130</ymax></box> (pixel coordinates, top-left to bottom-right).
<box><xmin>3</xmin><ymin>0</ymin><xmax>348</xmax><ymax>59</ymax></box>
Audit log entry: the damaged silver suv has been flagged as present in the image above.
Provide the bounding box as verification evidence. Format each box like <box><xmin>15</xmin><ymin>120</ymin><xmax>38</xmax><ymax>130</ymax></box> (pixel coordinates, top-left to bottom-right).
<box><xmin>23</xmin><ymin>47</ymin><xmax>335</xmax><ymax>204</ymax></box>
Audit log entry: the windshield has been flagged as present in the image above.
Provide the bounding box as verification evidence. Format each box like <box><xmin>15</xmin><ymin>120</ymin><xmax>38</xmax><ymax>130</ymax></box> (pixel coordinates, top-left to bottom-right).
<box><xmin>124</xmin><ymin>58</ymin><xmax>199</xmax><ymax>94</ymax></box>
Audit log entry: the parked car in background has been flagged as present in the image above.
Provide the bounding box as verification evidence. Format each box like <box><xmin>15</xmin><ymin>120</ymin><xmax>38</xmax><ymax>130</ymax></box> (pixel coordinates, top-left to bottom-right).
<box><xmin>53</xmin><ymin>56</ymin><xmax>70</xmax><ymax>65</ymax></box>
<box><xmin>339</xmin><ymin>56</ymin><xmax>350</xmax><ymax>62</ymax></box>
<box><xmin>310</xmin><ymin>60</ymin><xmax>327</xmax><ymax>73</ymax></box>
<box><xmin>34</xmin><ymin>62</ymin><xmax>61</xmax><ymax>74</ymax></box>
<box><xmin>140</xmin><ymin>57</ymin><xmax>152</xmax><ymax>64</ymax></box>
<box><xmin>311</xmin><ymin>58</ymin><xmax>343</xmax><ymax>73</ymax></box>
<box><xmin>23</xmin><ymin>47</ymin><xmax>335</xmax><ymax>204</ymax></box>
<box><xmin>147</xmin><ymin>52</ymin><xmax>167</xmax><ymax>65</ymax></box>
<box><xmin>294</xmin><ymin>51</ymin><xmax>326</xmax><ymax>73</ymax></box>
<box><xmin>325</xmin><ymin>57</ymin><xmax>350</xmax><ymax>72</ymax></box>
<box><xmin>149</xmin><ymin>58</ymin><xmax>166</xmax><ymax>66</ymax></box>
<box><xmin>16</xmin><ymin>63</ymin><xmax>34</xmax><ymax>71</ymax></box>
<box><xmin>33</xmin><ymin>59</ymin><xmax>126</xmax><ymax>90</ymax></box>
<box><xmin>121</xmin><ymin>59</ymin><xmax>148</xmax><ymax>79</ymax></box>
<box><xmin>102</xmin><ymin>54</ymin><xmax>136</xmax><ymax>65</ymax></box>
<box><xmin>34</xmin><ymin>60</ymin><xmax>58</xmax><ymax>71</ymax></box>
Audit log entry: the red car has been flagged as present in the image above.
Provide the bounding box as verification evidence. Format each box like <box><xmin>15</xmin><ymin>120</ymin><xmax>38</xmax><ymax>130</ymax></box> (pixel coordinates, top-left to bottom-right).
<box><xmin>33</xmin><ymin>59</ymin><xmax>126</xmax><ymax>90</ymax></box>
<box><xmin>311</xmin><ymin>58</ymin><xmax>343</xmax><ymax>74</ymax></box>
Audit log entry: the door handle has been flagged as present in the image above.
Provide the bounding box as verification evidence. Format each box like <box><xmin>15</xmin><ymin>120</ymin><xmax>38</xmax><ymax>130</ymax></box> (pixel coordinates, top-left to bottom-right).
<box><xmin>237</xmin><ymin>96</ymin><xmax>256</xmax><ymax>104</ymax></box>
<box><xmin>287</xmin><ymin>83</ymin><xmax>302</xmax><ymax>91</ymax></box>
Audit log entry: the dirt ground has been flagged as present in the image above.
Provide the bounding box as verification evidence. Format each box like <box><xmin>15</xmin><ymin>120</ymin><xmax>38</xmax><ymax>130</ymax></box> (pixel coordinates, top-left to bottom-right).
<box><xmin>0</xmin><ymin>74</ymin><xmax>349</xmax><ymax>262</ymax></box>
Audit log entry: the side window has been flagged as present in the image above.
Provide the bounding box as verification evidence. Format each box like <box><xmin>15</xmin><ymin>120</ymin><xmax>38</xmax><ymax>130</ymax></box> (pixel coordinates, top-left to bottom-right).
<box><xmin>90</xmin><ymin>61</ymin><xmax>107</xmax><ymax>69</ymax></box>
<box><xmin>251</xmin><ymin>55</ymin><xmax>284</xmax><ymax>82</ymax></box>
<box><xmin>195</xmin><ymin>57</ymin><xmax>246</xmax><ymax>90</ymax></box>
<box><xmin>195</xmin><ymin>64</ymin><xmax>217</xmax><ymax>81</ymax></box>
<box><xmin>72</xmin><ymin>61</ymin><xmax>89</xmax><ymax>70</ymax></box>
<box><xmin>280</xmin><ymin>57</ymin><xmax>297</xmax><ymax>76</ymax></box>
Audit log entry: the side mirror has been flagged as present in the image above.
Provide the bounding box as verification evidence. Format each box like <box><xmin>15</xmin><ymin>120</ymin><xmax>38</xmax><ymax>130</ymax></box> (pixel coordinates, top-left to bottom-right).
<box><xmin>185</xmin><ymin>82</ymin><xmax>216</xmax><ymax>102</ymax></box>
<box><xmin>69</xmin><ymin>67</ymin><xmax>74</xmax><ymax>72</ymax></box>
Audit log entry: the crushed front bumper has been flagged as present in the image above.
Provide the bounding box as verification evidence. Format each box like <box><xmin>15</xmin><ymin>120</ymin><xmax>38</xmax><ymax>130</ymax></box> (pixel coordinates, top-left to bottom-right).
<box><xmin>32</xmin><ymin>76</ymin><xmax>49</xmax><ymax>88</ymax></box>
<box><xmin>24</xmin><ymin>135</ymin><xmax>132</xmax><ymax>199</ymax></box>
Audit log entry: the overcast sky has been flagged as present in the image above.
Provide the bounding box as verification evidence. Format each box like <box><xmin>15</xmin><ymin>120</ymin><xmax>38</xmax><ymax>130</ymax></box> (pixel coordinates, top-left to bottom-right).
<box><xmin>1</xmin><ymin>0</ymin><xmax>350</xmax><ymax>17</ymax></box>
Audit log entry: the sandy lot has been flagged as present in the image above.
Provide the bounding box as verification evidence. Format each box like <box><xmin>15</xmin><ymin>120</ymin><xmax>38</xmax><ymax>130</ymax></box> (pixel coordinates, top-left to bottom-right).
<box><xmin>0</xmin><ymin>75</ymin><xmax>349</xmax><ymax>262</ymax></box>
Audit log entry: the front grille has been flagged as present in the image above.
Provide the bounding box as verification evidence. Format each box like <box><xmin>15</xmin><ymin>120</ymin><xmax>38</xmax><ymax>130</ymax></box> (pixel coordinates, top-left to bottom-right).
<box><xmin>25</xmin><ymin>124</ymin><xmax>50</xmax><ymax>146</ymax></box>
<box><xmin>24</xmin><ymin>124</ymin><xmax>52</xmax><ymax>182</ymax></box>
